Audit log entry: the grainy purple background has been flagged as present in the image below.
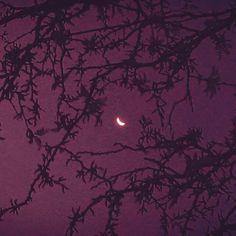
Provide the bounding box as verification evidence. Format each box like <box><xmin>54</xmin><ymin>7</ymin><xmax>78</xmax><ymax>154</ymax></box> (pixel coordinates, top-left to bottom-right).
<box><xmin>0</xmin><ymin>0</ymin><xmax>236</xmax><ymax>235</ymax></box>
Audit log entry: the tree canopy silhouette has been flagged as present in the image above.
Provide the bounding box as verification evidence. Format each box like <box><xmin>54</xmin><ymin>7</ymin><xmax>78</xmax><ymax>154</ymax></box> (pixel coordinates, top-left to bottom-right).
<box><xmin>0</xmin><ymin>0</ymin><xmax>236</xmax><ymax>235</ymax></box>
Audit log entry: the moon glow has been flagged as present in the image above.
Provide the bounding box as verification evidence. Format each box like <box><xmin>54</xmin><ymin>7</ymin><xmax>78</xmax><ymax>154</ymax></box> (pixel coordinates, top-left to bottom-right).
<box><xmin>116</xmin><ymin>117</ymin><xmax>126</xmax><ymax>126</ymax></box>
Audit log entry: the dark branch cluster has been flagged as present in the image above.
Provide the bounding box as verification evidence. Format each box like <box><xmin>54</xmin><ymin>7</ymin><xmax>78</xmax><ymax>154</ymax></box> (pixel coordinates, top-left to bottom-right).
<box><xmin>0</xmin><ymin>0</ymin><xmax>236</xmax><ymax>235</ymax></box>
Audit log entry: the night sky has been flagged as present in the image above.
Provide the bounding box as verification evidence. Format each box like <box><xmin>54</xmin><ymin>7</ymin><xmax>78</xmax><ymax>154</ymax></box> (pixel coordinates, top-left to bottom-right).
<box><xmin>0</xmin><ymin>0</ymin><xmax>236</xmax><ymax>235</ymax></box>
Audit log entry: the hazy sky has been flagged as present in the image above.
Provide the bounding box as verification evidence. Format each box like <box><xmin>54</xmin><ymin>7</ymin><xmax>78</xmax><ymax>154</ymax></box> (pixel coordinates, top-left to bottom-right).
<box><xmin>0</xmin><ymin>0</ymin><xmax>236</xmax><ymax>235</ymax></box>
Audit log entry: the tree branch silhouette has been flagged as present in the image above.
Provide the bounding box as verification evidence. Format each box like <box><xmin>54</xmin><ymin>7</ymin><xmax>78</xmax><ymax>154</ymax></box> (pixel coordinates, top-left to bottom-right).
<box><xmin>0</xmin><ymin>0</ymin><xmax>236</xmax><ymax>235</ymax></box>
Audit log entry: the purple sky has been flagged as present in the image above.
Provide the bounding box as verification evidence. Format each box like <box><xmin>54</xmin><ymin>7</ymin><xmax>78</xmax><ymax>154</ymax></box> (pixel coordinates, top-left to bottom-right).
<box><xmin>0</xmin><ymin>0</ymin><xmax>236</xmax><ymax>235</ymax></box>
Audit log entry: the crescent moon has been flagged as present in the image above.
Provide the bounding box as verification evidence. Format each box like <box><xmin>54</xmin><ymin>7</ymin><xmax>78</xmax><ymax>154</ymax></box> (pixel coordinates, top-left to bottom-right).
<box><xmin>116</xmin><ymin>117</ymin><xmax>126</xmax><ymax>126</ymax></box>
